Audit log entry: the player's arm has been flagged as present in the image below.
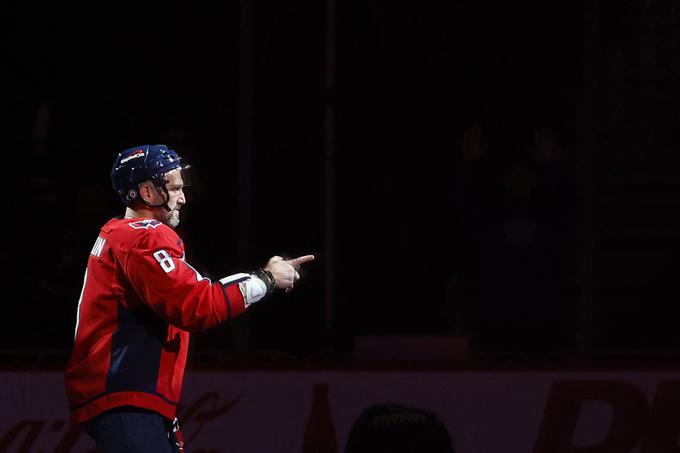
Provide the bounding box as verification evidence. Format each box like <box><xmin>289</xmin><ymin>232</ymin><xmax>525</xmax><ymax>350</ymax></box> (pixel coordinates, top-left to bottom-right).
<box><xmin>124</xmin><ymin>230</ymin><xmax>258</xmax><ymax>331</ymax></box>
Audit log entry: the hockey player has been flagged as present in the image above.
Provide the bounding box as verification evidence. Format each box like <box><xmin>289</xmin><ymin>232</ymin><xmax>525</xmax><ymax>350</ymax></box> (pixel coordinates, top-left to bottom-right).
<box><xmin>64</xmin><ymin>144</ymin><xmax>314</xmax><ymax>452</ymax></box>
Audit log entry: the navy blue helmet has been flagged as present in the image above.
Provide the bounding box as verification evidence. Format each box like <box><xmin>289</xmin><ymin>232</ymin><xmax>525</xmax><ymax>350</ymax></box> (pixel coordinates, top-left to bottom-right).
<box><xmin>111</xmin><ymin>144</ymin><xmax>186</xmax><ymax>206</ymax></box>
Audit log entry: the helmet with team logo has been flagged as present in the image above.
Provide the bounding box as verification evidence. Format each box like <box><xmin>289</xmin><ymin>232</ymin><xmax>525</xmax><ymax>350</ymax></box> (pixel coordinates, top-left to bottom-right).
<box><xmin>111</xmin><ymin>144</ymin><xmax>186</xmax><ymax>206</ymax></box>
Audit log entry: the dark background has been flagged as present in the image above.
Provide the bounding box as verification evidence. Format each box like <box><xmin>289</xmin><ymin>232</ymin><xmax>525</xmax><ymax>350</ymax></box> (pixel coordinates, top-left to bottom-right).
<box><xmin>11</xmin><ymin>0</ymin><xmax>680</xmax><ymax>366</ymax></box>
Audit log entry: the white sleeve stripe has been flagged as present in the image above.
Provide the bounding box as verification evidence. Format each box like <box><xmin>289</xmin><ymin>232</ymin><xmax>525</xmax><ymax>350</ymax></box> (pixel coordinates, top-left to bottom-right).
<box><xmin>219</xmin><ymin>273</ymin><xmax>268</xmax><ymax>307</ymax></box>
<box><xmin>219</xmin><ymin>273</ymin><xmax>251</xmax><ymax>285</ymax></box>
<box><xmin>240</xmin><ymin>276</ymin><xmax>267</xmax><ymax>307</ymax></box>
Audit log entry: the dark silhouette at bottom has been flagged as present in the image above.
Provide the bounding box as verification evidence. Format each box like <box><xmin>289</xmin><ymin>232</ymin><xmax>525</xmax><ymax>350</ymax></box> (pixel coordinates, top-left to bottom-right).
<box><xmin>344</xmin><ymin>403</ymin><xmax>456</xmax><ymax>453</ymax></box>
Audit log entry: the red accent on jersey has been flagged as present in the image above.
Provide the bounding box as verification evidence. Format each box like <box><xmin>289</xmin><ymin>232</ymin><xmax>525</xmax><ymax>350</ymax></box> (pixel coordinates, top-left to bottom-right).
<box><xmin>64</xmin><ymin>217</ymin><xmax>246</xmax><ymax>425</ymax></box>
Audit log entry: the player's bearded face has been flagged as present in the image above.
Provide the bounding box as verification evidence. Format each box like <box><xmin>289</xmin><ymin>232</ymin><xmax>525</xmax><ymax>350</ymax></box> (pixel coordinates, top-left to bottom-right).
<box><xmin>157</xmin><ymin>169</ymin><xmax>186</xmax><ymax>229</ymax></box>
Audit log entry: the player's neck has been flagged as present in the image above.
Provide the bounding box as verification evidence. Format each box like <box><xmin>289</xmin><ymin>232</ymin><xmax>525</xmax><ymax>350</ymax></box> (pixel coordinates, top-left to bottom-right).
<box><xmin>124</xmin><ymin>207</ymin><xmax>155</xmax><ymax>220</ymax></box>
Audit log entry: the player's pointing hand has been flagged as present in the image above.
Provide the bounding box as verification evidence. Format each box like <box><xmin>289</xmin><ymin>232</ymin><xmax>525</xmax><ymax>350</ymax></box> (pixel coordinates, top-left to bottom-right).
<box><xmin>265</xmin><ymin>254</ymin><xmax>315</xmax><ymax>292</ymax></box>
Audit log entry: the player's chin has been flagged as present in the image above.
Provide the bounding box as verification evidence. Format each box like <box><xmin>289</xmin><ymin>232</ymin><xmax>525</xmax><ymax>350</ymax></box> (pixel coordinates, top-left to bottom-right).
<box><xmin>166</xmin><ymin>212</ymin><xmax>181</xmax><ymax>229</ymax></box>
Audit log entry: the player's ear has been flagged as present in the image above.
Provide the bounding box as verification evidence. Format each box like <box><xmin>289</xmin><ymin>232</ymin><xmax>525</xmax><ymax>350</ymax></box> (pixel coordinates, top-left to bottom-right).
<box><xmin>138</xmin><ymin>181</ymin><xmax>156</xmax><ymax>203</ymax></box>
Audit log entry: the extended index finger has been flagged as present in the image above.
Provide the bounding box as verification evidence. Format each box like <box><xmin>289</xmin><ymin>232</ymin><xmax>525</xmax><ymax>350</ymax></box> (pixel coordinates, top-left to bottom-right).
<box><xmin>287</xmin><ymin>254</ymin><xmax>315</xmax><ymax>268</ymax></box>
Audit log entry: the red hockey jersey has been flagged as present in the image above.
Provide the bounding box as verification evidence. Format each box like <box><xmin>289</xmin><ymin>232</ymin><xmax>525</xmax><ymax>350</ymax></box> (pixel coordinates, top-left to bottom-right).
<box><xmin>64</xmin><ymin>217</ymin><xmax>247</xmax><ymax>425</ymax></box>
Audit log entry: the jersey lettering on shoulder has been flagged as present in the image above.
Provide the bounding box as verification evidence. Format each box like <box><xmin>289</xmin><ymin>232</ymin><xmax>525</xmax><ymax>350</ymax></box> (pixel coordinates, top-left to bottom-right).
<box><xmin>90</xmin><ymin>236</ymin><xmax>107</xmax><ymax>257</ymax></box>
<box><xmin>129</xmin><ymin>219</ymin><xmax>163</xmax><ymax>230</ymax></box>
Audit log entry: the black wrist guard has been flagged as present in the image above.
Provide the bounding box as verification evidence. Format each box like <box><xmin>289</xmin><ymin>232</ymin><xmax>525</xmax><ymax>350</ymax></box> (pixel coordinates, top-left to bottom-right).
<box><xmin>253</xmin><ymin>268</ymin><xmax>276</xmax><ymax>294</ymax></box>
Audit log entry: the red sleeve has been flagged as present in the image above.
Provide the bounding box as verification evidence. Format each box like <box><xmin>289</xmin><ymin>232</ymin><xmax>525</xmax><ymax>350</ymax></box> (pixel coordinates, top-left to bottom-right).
<box><xmin>123</xmin><ymin>226</ymin><xmax>246</xmax><ymax>331</ymax></box>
